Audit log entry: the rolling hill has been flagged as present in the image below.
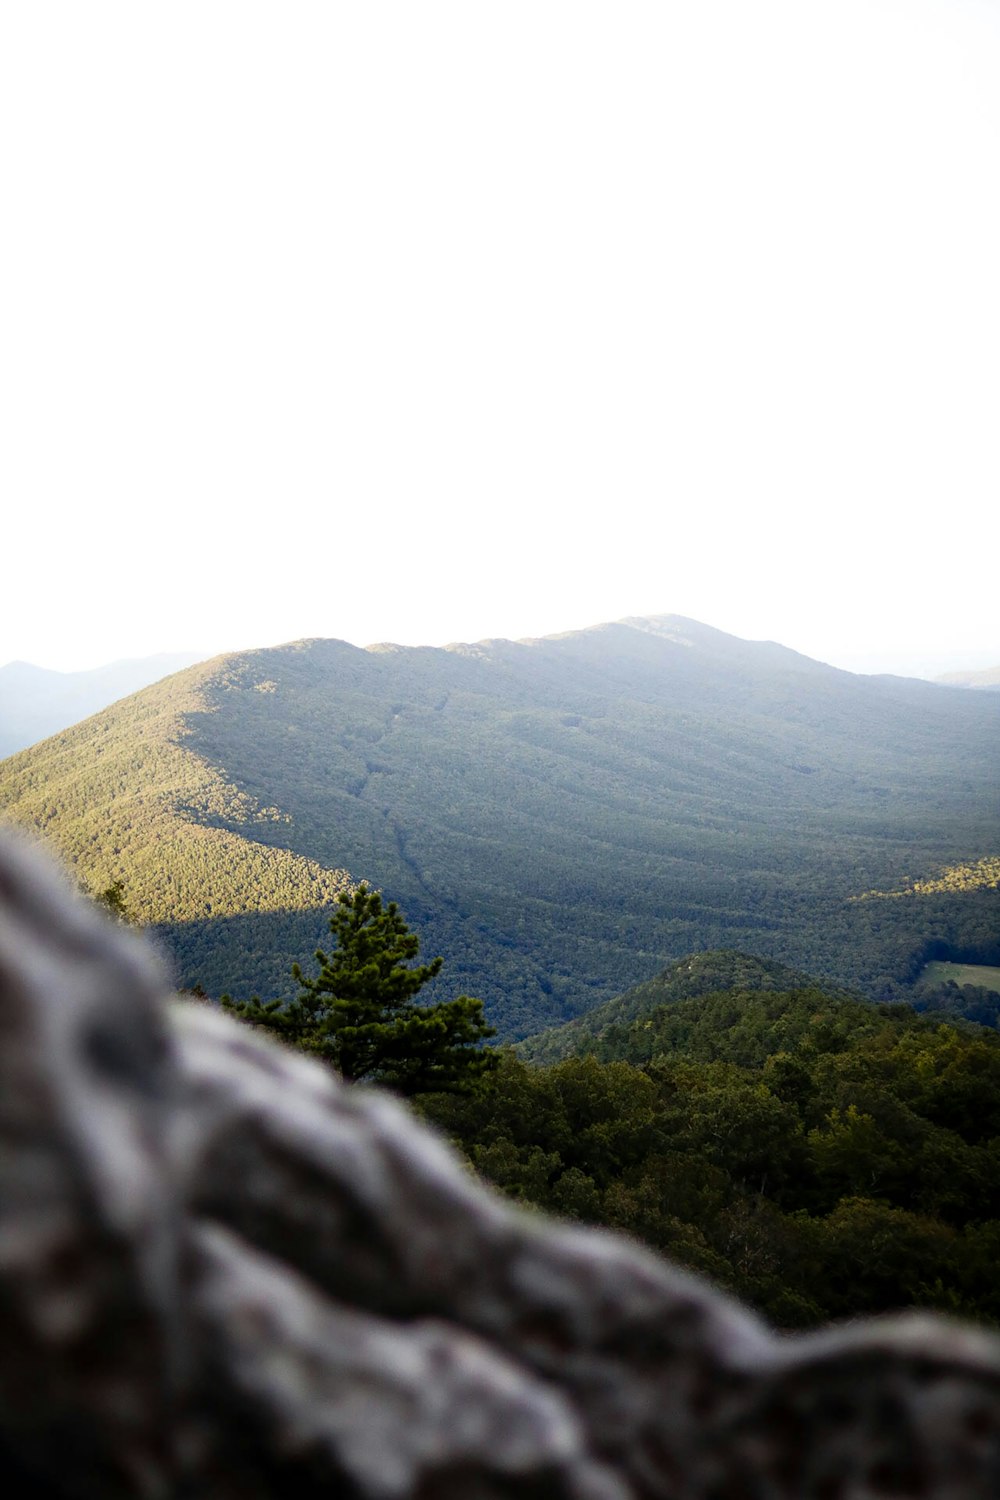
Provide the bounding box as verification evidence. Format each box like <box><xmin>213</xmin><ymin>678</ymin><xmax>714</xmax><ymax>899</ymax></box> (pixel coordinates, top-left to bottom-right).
<box><xmin>0</xmin><ymin>651</ymin><xmax>207</xmax><ymax>757</ymax></box>
<box><xmin>518</xmin><ymin>950</ymin><xmax>862</xmax><ymax>1064</ymax></box>
<box><xmin>1</xmin><ymin>615</ymin><xmax>998</xmax><ymax>1038</ymax></box>
<box><xmin>426</xmin><ymin>961</ymin><xmax>1000</xmax><ymax>1329</ymax></box>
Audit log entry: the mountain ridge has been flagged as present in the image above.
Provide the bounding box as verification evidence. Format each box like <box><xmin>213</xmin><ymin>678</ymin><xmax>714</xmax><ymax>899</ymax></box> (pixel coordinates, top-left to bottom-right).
<box><xmin>2</xmin><ymin>614</ymin><xmax>998</xmax><ymax>1037</ymax></box>
<box><xmin>518</xmin><ymin>949</ymin><xmax>864</xmax><ymax>1064</ymax></box>
<box><xmin>936</xmin><ymin>664</ymin><xmax>1000</xmax><ymax>691</ymax></box>
<box><xmin>0</xmin><ymin>650</ymin><xmax>208</xmax><ymax>757</ymax></box>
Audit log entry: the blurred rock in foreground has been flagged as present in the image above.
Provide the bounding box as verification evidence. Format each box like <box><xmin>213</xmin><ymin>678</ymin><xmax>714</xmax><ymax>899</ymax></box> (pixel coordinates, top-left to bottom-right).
<box><xmin>2</xmin><ymin>831</ymin><xmax>1000</xmax><ymax>1499</ymax></box>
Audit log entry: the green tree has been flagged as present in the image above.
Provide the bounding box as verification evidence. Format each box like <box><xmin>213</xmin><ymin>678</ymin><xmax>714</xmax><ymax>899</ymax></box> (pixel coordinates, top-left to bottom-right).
<box><xmin>95</xmin><ymin>880</ymin><xmax>130</xmax><ymax>922</ymax></box>
<box><xmin>225</xmin><ymin>884</ymin><xmax>497</xmax><ymax>1096</ymax></box>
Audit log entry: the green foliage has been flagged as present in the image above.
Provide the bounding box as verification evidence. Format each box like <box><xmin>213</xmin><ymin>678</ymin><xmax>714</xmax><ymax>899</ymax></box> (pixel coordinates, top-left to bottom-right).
<box><xmin>421</xmin><ymin>980</ymin><xmax>1000</xmax><ymax>1329</ymax></box>
<box><xmin>0</xmin><ymin>663</ymin><xmax>353</xmax><ymax>998</ymax></box>
<box><xmin>94</xmin><ymin>879</ymin><xmax>130</xmax><ymax>922</ymax></box>
<box><xmin>225</xmin><ymin>885</ymin><xmax>496</xmax><ymax>1096</ymax></box>
<box><xmin>520</xmin><ymin>952</ymin><xmax>864</xmax><ymax>1064</ymax></box>
<box><xmin>2</xmin><ymin>623</ymin><xmax>998</xmax><ymax>1036</ymax></box>
<box><xmin>861</xmin><ymin>857</ymin><xmax>1000</xmax><ymax>898</ymax></box>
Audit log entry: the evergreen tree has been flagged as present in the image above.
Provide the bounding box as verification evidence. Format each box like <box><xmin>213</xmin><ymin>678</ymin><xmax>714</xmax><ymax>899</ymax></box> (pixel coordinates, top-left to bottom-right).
<box><xmin>95</xmin><ymin>880</ymin><xmax>129</xmax><ymax>922</ymax></box>
<box><xmin>224</xmin><ymin>885</ymin><xmax>496</xmax><ymax>1096</ymax></box>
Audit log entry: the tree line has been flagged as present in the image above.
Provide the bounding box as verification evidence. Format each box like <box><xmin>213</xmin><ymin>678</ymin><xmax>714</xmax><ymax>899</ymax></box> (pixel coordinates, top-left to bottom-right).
<box><xmin>213</xmin><ymin>884</ymin><xmax>1000</xmax><ymax>1330</ymax></box>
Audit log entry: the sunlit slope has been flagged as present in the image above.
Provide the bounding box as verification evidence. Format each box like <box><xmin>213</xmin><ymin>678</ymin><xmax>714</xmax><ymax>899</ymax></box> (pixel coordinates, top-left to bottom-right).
<box><xmin>2</xmin><ymin>616</ymin><xmax>997</xmax><ymax>1037</ymax></box>
<box><xmin>0</xmin><ymin>650</ymin><xmax>207</xmax><ymax>757</ymax></box>
<box><xmin>172</xmin><ymin>618</ymin><xmax>998</xmax><ymax>1033</ymax></box>
<box><xmin>0</xmin><ymin>658</ymin><xmax>353</xmax><ymax>993</ymax></box>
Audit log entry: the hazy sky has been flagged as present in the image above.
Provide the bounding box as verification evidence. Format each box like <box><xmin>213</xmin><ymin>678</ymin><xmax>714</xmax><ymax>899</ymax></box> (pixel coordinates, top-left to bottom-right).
<box><xmin>3</xmin><ymin>1</ymin><xmax>998</xmax><ymax>677</ymax></box>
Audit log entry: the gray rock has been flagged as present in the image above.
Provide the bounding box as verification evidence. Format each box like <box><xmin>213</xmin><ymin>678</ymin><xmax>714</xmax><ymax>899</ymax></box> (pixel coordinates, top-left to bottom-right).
<box><xmin>3</xmin><ymin>830</ymin><xmax>1000</xmax><ymax>1497</ymax></box>
<box><xmin>0</xmin><ymin>833</ymin><xmax>182</xmax><ymax>1498</ymax></box>
<box><xmin>187</xmin><ymin>1220</ymin><xmax>627</xmax><ymax>1500</ymax></box>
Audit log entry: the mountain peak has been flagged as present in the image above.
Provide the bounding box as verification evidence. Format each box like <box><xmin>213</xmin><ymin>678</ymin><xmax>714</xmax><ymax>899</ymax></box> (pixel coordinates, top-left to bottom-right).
<box><xmin>3</xmin><ymin>618</ymin><xmax>997</xmax><ymax>1039</ymax></box>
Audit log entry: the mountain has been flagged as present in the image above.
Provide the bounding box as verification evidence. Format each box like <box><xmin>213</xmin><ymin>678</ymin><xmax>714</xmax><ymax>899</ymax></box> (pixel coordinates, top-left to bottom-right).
<box><xmin>518</xmin><ymin>950</ymin><xmax>861</xmax><ymax>1064</ymax></box>
<box><xmin>936</xmin><ymin>665</ymin><xmax>1000</xmax><ymax>691</ymax></box>
<box><xmin>0</xmin><ymin>652</ymin><xmax>207</xmax><ymax>757</ymax></box>
<box><xmin>1</xmin><ymin>614</ymin><xmax>998</xmax><ymax>1038</ymax></box>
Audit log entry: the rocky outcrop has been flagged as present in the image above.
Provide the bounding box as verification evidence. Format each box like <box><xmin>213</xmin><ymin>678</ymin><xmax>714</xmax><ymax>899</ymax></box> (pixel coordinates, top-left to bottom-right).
<box><xmin>2</xmin><ymin>830</ymin><xmax>1000</xmax><ymax>1498</ymax></box>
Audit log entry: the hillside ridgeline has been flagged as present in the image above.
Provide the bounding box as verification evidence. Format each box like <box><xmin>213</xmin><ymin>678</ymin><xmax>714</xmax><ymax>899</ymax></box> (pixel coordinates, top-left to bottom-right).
<box><xmin>519</xmin><ymin>950</ymin><xmax>861</xmax><ymax>1063</ymax></box>
<box><xmin>427</xmin><ymin>955</ymin><xmax>1000</xmax><ymax>1329</ymax></box>
<box><xmin>0</xmin><ymin>651</ymin><xmax>206</xmax><ymax>756</ymax></box>
<box><xmin>0</xmin><ymin>660</ymin><xmax>353</xmax><ymax>995</ymax></box>
<box><xmin>2</xmin><ymin>615</ymin><xmax>998</xmax><ymax>1037</ymax></box>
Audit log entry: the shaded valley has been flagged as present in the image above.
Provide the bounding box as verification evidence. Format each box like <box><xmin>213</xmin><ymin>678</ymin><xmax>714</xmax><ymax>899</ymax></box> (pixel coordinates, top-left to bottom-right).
<box><xmin>1</xmin><ymin>615</ymin><xmax>997</xmax><ymax>1038</ymax></box>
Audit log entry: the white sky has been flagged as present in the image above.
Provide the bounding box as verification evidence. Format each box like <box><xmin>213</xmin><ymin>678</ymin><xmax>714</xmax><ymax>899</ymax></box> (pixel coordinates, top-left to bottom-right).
<box><xmin>2</xmin><ymin>1</ymin><xmax>999</xmax><ymax>677</ymax></box>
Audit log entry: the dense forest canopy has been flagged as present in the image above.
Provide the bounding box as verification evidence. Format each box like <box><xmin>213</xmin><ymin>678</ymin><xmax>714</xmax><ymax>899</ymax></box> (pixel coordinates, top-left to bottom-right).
<box><xmin>423</xmin><ymin>968</ymin><xmax>1000</xmax><ymax>1330</ymax></box>
<box><xmin>0</xmin><ymin>652</ymin><xmax>206</xmax><ymax>758</ymax></box>
<box><xmin>1</xmin><ymin>616</ymin><xmax>998</xmax><ymax>1039</ymax></box>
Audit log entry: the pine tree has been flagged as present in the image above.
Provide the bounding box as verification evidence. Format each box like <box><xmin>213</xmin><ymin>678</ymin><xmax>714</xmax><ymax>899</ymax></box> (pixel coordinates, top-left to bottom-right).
<box><xmin>95</xmin><ymin>880</ymin><xmax>130</xmax><ymax>922</ymax></box>
<box><xmin>224</xmin><ymin>885</ymin><xmax>497</xmax><ymax>1096</ymax></box>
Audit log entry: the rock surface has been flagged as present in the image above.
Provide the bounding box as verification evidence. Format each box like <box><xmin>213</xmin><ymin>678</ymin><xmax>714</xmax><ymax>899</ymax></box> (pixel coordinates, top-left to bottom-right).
<box><xmin>2</xmin><ymin>830</ymin><xmax>1000</xmax><ymax>1497</ymax></box>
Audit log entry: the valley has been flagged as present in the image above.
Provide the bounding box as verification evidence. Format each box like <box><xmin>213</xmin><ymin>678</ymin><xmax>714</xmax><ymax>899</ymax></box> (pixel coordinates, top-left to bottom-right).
<box><xmin>1</xmin><ymin>615</ymin><xmax>997</xmax><ymax>1039</ymax></box>
<box><xmin>2</xmin><ymin>618</ymin><xmax>1000</xmax><ymax>1327</ymax></box>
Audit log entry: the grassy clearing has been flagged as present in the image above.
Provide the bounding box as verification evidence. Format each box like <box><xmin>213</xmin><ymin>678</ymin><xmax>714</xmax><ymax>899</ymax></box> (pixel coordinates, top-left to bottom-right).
<box><xmin>921</xmin><ymin>960</ymin><xmax>1000</xmax><ymax>993</ymax></box>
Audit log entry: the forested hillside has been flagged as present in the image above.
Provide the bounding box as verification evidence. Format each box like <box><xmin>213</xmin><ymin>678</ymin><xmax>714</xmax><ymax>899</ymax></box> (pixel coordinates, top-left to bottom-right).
<box><xmin>0</xmin><ymin>661</ymin><xmax>353</xmax><ymax>991</ymax></box>
<box><xmin>426</xmin><ymin>970</ymin><xmax>1000</xmax><ymax>1328</ymax></box>
<box><xmin>520</xmin><ymin>950</ymin><xmax>861</xmax><ymax>1064</ymax></box>
<box><xmin>1</xmin><ymin>615</ymin><xmax>998</xmax><ymax>1037</ymax></box>
<box><xmin>0</xmin><ymin>651</ymin><xmax>205</xmax><ymax>756</ymax></box>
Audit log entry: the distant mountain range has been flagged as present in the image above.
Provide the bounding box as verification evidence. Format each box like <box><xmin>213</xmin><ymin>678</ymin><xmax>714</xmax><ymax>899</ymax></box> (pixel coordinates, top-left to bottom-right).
<box><xmin>936</xmin><ymin>665</ymin><xmax>1000</xmax><ymax>691</ymax></box>
<box><xmin>1</xmin><ymin>615</ymin><xmax>997</xmax><ymax>1038</ymax></box>
<box><xmin>0</xmin><ymin>652</ymin><xmax>207</xmax><ymax>757</ymax></box>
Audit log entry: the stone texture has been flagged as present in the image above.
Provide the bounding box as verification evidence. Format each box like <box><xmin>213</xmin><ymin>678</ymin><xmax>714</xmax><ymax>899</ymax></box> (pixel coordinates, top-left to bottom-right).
<box><xmin>0</xmin><ymin>832</ymin><xmax>182</xmax><ymax>1499</ymax></box>
<box><xmin>3</xmin><ymin>829</ymin><xmax>1000</xmax><ymax>1497</ymax></box>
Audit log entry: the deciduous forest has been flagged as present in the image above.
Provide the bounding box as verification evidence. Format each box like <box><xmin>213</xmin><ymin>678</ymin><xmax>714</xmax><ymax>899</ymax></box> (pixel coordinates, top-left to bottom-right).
<box><xmin>2</xmin><ymin>617</ymin><xmax>998</xmax><ymax>1038</ymax></box>
<box><xmin>3</xmin><ymin>616</ymin><xmax>999</xmax><ymax>1326</ymax></box>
